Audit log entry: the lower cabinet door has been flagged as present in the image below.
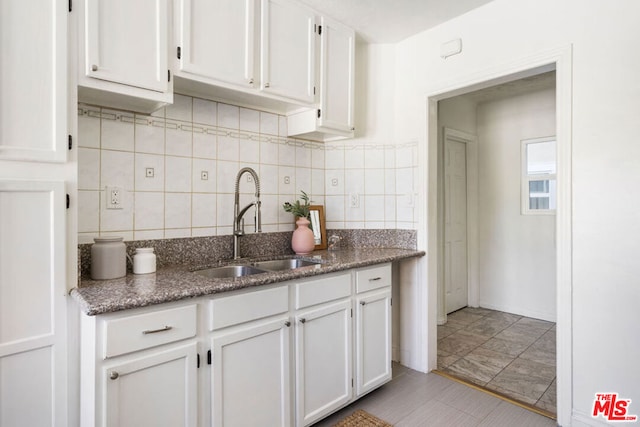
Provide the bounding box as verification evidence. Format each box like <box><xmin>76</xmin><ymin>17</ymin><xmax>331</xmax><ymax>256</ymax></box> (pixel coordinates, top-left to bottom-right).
<box><xmin>295</xmin><ymin>300</ymin><xmax>353</xmax><ymax>427</ymax></box>
<box><xmin>356</xmin><ymin>289</ymin><xmax>392</xmax><ymax>396</ymax></box>
<box><xmin>211</xmin><ymin>317</ymin><xmax>292</xmax><ymax>427</ymax></box>
<box><xmin>103</xmin><ymin>342</ymin><xmax>198</xmax><ymax>427</ymax></box>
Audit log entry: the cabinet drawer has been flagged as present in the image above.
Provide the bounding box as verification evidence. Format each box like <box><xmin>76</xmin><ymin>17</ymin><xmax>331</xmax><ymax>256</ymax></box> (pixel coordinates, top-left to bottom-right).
<box><xmin>295</xmin><ymin>272</ymin><xmax>351</xmax><ymax>310</ymax></box>
<box><xmin>209</xmin><ymin>285</ymin><xmax>289</xmax><ymax>331</ymax></box>
<box><xmin>356</xmin><ymin>264</ymin><xmax>391</xmax><ymax>293</ymax></box>
<box><xmin>103</xmin><ymin>304</ymin><xmax>197</xmax><ymax>358</ymax></box>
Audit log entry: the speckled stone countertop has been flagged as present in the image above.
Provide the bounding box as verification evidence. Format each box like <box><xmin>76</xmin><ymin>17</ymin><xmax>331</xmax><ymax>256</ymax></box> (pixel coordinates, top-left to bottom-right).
<box><xmin>71</xmin><ymin>248</ymin><xmax>424</xmax><ymax>316</ymax></box>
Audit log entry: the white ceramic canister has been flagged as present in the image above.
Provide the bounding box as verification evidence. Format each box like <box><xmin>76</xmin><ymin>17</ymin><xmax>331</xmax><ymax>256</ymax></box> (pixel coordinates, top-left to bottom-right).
<box><xmin>91</xmin><ymin>237</ymin><xmax>126</xmax><ymax>280</ymax></box>
<box><xmin>133</xmin><ymin>248</ymin><xmax>156</xmax><ymax>274</ymax></box>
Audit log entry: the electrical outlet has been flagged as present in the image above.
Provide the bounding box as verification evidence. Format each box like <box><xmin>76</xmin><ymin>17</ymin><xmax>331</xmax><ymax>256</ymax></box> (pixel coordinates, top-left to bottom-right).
<box><xmin>332</xmin><ymin>178</ymin><xmax>339</xmax><ymax>186</ymax></box>
<box><xmin>349</xmin><ymin>193</ymin><xmax>360</xmax><ymax>208</ymax></box>
<box><xmin>145</xmin><ymin>167</ymin><xmax>154</xmax><ymax>178</ymax></box>
<box><xmin>284</xmin><ymin>176</ymin><xmax>290</xmax><ymax>185</ymax></box>
<box><xmin>106</xmin><ymin>186</ymin><xmax>123</xmax><ymax>210</ymax></box>
<box><xmin>201</xmin><ymin>171</ymin><xmax>209</xmax><ymax>180</ymax></box>
<box><xmin>246</xmin><ymin>175</ymin><xmax>252</xmax><ymax>183</ymax></box>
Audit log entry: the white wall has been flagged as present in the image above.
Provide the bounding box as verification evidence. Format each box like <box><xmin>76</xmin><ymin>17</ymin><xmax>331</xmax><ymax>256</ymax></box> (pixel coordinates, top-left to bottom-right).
<box><xmin>476</xmin><ymin>88</ymin><xmax>556</xmax><ymax>321</ymax></box>
<box><xmin>394</xmin><ymin>0</ymin><xmax>640</xmax><ymax>423</ymax></box>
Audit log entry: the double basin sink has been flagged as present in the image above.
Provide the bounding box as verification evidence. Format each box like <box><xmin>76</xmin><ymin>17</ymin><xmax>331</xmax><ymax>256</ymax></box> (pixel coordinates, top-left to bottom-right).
<box><xmin>195</xmin><ymin>257</ymin><xmax>324</xmax><ymax>279</ymax></box>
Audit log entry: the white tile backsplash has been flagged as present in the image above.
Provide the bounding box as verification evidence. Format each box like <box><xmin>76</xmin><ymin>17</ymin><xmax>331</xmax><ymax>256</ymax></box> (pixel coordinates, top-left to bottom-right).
<box><xmin>239</xmin><ymin>137</ymin><xmax>260</xmax><ymax>164</ymax></box>
<box><xmin>134</xmin><ymin>192</ymin><xmax>164</xmax><ymax>230</ymax></box>
<box><xmin>166</xmin><ymin>94</ymin><xmax>192</xmax><ymax>122</ymax></box>
<box><xmin>192</xmin><ymin>193</ymin><xmax>217</xmax><ymax>228</ymax></box>
<box><xmin>78</xmin><ymin>148</ymin><xmax>100</xmax><ymax>190</ymax></box>
<box><xmin>165</xmin><ymin>193</ymin><xmax>191</xmax><ymax>229</ymax></box>
<box><xmin>135</xmin><ymin>117</ymin><xmax>165</xmax><ymax>154</ymax></box>
<box><xmin>192</xmin><ymin>158</ymin><xmax>216</xmax><ymax>193</ymax></box>
<box><xmin>165</xmin><ymin>122</ymin><xmax>192</xmax><ymax>157</ymax></box>
<box><xmin>192</xmin><ymin>130</ymin><xmax>217</xmax><ymax>159</ymax></box>
<box><xmin>260</xmin><ymin>112</ymin><xmax>279</xmax><ymax>135</ymax></box>
<box><xmin>78</xmin><ymin>107</ymin><xmax>100</xmax><ymax>148</ymax></box>
<box><xmin>101</xmin><ymin>110</ymin><xmax>134</xmax><ymax>151</ymax></box>
<box><xmin>135</xmin><ymin>153</ymin><xmax>164</xmax><ymax>192</ymax></box>
<box><xmin>101</xmin><ymin>150</ymin><xmax>134</xmax><ymax>191</ymax></box>
<box><xmin>218</xmin><ymin>103</ymin><xmax>240</xmax><ymax>129</ymax></box>
<box><xmin>240</xmin><ymin>108</ymin><xmax>260</xmax><ymax>133</ymax></box>
<box><xmin>193</xmin><ymin>98</ymin><xmax>217</xmax><ymax>126</ymax></box>
<box><xmin>165</xmin><ymin>156</ymin><xmax>192</xmax><ymax>193</ymax></box>
<box><xmin>77</xmin><ymin>97</ymin><xmax>418</xmax><ymax>240</ymax></box>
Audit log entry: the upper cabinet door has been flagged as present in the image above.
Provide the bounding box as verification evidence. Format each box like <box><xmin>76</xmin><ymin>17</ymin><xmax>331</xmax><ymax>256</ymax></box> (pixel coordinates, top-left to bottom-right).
<box><xmin>177</xmin><ymin>0</ymin><xmax>255</xmax><ymax>87</ymax></box>
<box><xmin>318</xmin><ymin>17</ymin><xmax>355</xmax><ymax>133</ymax></box>
<box><xmin>261</xmin><ymin>0</ymin><xmax>315</xmax><ymax>104</ymax></box>
<box><xmin>0</xmin><ymin>0</ymin><xmax>67</xmax><ymax>163</ymax></box>
<box><xmin>85</xmin><ymin>0</ymin><xmax>169</xmax><ymax>92</ymax></box>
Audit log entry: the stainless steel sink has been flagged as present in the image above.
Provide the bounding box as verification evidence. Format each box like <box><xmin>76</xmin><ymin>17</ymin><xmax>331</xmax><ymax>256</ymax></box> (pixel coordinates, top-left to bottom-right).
<box><xmin>195</xmin><ymin>265</ymin><xmax>268</xmax><ymax>279</ymax></box>
<box><xmin>252</xmin><ymin>258</ymin><xmax>323</xmax><ymax>271</ymax></box>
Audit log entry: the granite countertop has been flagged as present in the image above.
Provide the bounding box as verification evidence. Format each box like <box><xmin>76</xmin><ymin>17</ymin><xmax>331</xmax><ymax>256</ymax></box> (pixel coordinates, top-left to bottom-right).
<box><xmin>71</xmin><ymin>248</ymin><xmax>425</xmax><ymax>316</ymax></box>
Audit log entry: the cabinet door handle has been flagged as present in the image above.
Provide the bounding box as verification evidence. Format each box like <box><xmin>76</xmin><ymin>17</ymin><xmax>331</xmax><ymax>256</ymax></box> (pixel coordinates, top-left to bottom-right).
<box><xmin>284</xmin><ymin>321</ymin><xmax>291</xmax><ymax>327</ymax></box>
<box><xmin>299</xmin><ymin>318</ymin><xmax>306</xmax><ymax>324</ymax></box>
<box><xmin>360</xmin><ymin>301</ymin><xmax>366</xmax><ymax>306</ymax></box>
<box><xmin>248</xmin><ymin>78</ymin><xmax>254</xmax><ymax>85</ymax></box>
<box><xmin>142</xmin><ymin>325</ymin><xmax>172</xmax><ymax>335</ymax></box>
<box><xmin>91</xmin><ymin>64</ymin><xmax>98</xmax><ymax>72</ymax></box>
<box><xmin>369</xmin><ymin>277</ymin><xmax>382</xmax><ymax>282</ymax></box>
<box><xmin>264</xmin><ymin>82</ymin><xmax>270</xmax><ymax>88</ymax></box>
<box><xmin>110</xmin><ymin>371</ymin><xmax>119</xmax><ymax>380</ymax></box>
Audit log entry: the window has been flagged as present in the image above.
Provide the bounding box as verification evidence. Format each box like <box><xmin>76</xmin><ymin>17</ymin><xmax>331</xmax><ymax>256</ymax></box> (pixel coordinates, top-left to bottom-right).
<box><xmin>521</xmin><ymin>136</ymin><xmax>556</xmax><ymax>214</ymax></box>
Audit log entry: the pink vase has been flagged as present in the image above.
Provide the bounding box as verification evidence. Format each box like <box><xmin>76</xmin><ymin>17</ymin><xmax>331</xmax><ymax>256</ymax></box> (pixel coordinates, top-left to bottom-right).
<box><xmin>291</xmin><ymin>217</ymin><xmax>315</xmax><ymax>255</ymax></box>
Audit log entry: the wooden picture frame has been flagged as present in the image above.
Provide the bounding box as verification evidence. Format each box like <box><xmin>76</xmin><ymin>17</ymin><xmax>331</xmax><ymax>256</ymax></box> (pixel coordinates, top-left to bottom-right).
<box><xmin>308</xmin><ymin>205</ymin><xmax>327</xmax><ymax>250</ymax></box>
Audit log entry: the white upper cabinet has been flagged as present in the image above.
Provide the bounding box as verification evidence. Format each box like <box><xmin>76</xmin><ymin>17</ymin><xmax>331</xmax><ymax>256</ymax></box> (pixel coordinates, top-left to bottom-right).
<box><xmin>260</xmin><ymin>0</ymin><xmax>315</xmax><ymax>104</ymax></box>
<box><xmin>287</xmin><ymin>15</ymin><xmax>355</xmax><ymax>142</ymax></box>
<box><xmin>78</xmin><ymin>0</ymin><xmax>172</xmax><ymax>112</ymax></box>
<box><xmin>176</xmin><ymin>0</ymin><xmax>255</xmax><ymax>88</ymax></box>
<box><xmin>0</xmin><ymin>0</ymin><xmax>68</xmax><ymax>163</ymax></box>
<box><xmin>318</xmin><ymin>16</ymin><xmax>355</xmax><ymax>133</ymax></box>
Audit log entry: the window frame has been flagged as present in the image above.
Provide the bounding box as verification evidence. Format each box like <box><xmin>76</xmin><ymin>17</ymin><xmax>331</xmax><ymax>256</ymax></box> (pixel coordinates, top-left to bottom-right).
<box><xmin>521</xmin><ymin>136</ymin><xmax>557</xmax><ymax>215</ymax></box>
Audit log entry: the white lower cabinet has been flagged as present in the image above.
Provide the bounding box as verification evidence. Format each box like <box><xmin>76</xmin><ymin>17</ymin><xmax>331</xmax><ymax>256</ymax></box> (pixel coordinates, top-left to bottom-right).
<box><xmin>295</xmin><ymin>299</ymin><xmax>353</xmax><ymax>427</ymax></box>
<box><xmin>355</xmin><ymin>289</ymin><xmax>392</xmax><ymax>396</ymax></box>
<box><xmin>103</xmin><ymin>343</ymin><xmax>198</xmax><ymax>427</ymax></box>
<box><xmin>355</xmin><ymin>264</ymin><xmax>393</xmax><ymax>397</ymax></box>
<box><xmin>80</xmin><ymin>302</ymin><xmax>199</xmax><ymax>427</ymax></box>
<box><xmin>80</xmin><ymin>264</ymin><xmax>392</xmax><ymax>427</ymax></box>
<box><xmin>210</xmin><ymin>317</ymin><xmax>291</xmax><ymax>426</ymax></box>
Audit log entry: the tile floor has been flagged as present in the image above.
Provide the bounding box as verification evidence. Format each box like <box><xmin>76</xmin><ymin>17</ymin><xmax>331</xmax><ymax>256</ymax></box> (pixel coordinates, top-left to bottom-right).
<box><xmin>437</xmin><ymin>307</ymin><xmax>556</xmax><ymax>415</ymax></box>
<box><xmin>312</xmin><ymin>363</ymin><xmax>556</xmax><ymax>427</ymax></box>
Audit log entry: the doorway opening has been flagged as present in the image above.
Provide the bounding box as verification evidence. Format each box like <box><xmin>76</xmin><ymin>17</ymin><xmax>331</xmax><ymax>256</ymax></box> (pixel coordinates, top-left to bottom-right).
<box><xmin>419</xmin><ymin>46</ymin><xmax>573</xmax><ymax>424</ymax></box>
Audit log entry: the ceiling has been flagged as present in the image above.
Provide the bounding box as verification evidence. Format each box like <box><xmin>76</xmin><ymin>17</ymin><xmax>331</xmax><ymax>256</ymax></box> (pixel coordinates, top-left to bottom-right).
<box><xmin>460</xmin><ymin>71</ymin><xmax>556</xmax><ymax>104</ymax></box>
<box><xmin>297</xmin><ymin>0</ymin><xmax>496</xmax><ymax>43</ymax></box>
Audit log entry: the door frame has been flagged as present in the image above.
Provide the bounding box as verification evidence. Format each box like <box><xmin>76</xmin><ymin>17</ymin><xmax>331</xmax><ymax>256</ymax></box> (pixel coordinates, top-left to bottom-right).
<box><xmin>439</xmin><ymin>128</ymin><xmax>478</xmax><ymax>324</ymax></box>
<box><xmin>417</xmin><ymin>45</ymin><xmax>573</xmax><ymax>425</ymax></box>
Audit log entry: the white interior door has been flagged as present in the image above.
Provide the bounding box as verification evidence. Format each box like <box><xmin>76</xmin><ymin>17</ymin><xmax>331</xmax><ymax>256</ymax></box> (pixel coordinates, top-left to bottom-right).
<box><xmin>444</xmin><ymin>139</ymin><xmax>468</xmax><ymax>313</ymax></box>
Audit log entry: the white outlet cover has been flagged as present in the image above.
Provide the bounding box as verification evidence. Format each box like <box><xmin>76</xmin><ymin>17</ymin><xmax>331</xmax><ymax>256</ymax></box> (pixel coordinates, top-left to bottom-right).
<box><xmin>106</xmin><ymin>186</ymin><xmax>123</xmax><ymax>210</ymax></box>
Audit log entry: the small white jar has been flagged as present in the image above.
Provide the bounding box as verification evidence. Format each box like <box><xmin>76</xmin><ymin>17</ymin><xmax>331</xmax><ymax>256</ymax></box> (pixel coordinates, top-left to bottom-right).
<box><xmin>133</xmin><ymin>248</ymin><xmax>156</xmax><ymax>274</ymax></box>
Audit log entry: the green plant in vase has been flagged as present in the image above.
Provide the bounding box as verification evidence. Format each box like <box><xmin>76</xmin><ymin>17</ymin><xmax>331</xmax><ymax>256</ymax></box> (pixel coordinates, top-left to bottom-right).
<box><xmin>283</xmin><ymin>191</ymin><xmax>312</xmax><ymax>225</ymax></box>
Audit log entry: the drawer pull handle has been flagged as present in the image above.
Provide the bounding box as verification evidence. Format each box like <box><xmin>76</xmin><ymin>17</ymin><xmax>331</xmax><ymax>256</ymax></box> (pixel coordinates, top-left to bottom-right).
<box><xmin>284</xmin><ymin>321</ymin><xmax>291</xmax><ymax>327</ymax></box>
<box><xmin>369</xmin><ymin>277</ymin><xmax>382</xmax><ymax>282</ymax></box>
<box><xmin>300</xmin><ymin>318</ymin><xmax>306</xmax><ymax>324</ymax></box>
<box><xmin>110</xmin><ymin>371</ymin><xmax>119</xmax><ymax>380</ymax></box>
<box><xmin>360</xmin><ymin>301</ymin><xmax>366</xmax><ymax>306</ymax></box>
<box><xmin>142</xmin><ymin>325</ymin><xmax>173</xmax><ymax>335</ymax></box>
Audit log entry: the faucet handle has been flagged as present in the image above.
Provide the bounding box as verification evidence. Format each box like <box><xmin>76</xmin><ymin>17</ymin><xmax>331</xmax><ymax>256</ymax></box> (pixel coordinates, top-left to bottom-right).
<box><xmin>328</xmin><ymin>235</ymin><xmax>341</xmax><ymax>251</ymax></box>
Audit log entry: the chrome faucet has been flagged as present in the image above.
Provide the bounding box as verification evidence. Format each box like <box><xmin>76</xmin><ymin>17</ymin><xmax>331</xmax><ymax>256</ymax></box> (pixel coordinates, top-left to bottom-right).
<box><xmin>233</xmin><ymin>167</ymin><xmax>262</xmax><ymax>259</ymax></box>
